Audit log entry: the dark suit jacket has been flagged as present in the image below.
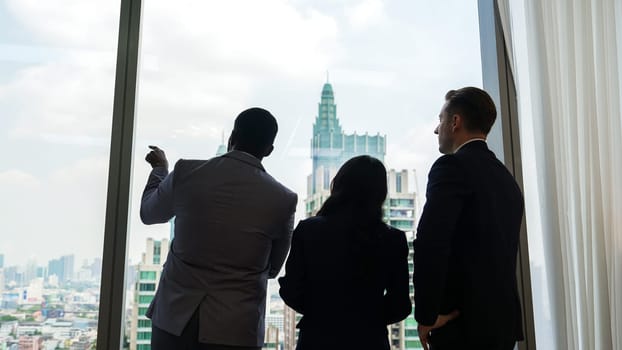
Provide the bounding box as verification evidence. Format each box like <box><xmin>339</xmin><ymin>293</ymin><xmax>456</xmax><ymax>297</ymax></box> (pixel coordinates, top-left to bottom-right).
<box><xmin>413</xmin><ymin>140</ymin><xmax>524</xmax><ymax>347</ymax></box>
<box><xmin>279</xmin><ymin>215</ymin><xmax>412</xmax><ymax>350</ymax></box>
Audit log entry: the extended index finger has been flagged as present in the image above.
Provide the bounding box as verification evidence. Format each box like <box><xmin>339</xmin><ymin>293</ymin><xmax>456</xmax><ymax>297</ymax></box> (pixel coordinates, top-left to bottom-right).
<box><xmin>148</xmin><ymin>145</ymin><xmax>163</xmax><ymax>152</ymax></box>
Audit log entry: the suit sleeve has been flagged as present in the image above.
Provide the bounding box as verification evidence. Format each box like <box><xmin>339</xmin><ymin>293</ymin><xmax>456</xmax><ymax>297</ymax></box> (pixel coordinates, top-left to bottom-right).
<box><xmin>278</xmin><ymin>220</ymin><xmax>306</xmax><ymax>314</ymax></box>
<box><xmin>140</xmin><ymin>164</ymin><xmax>175</xmax><ymax>225</ymax></box>
<box><xmin>383</xmin><ymin>230</ymin><xmax>413</xmax><ymax>324</ymax></box>
<box><xmin>413</xmin><ymin>155</ymin><xmax>470</xmax><ymax>326</ymax></box>
<box><xmin>268</xmin><ymin>193</ymin><xmax>298</xmax><ymax>278</ymax></box>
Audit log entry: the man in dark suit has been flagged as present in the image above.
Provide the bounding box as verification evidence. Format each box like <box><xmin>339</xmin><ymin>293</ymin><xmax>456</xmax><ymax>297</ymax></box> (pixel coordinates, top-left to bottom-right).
<box><xmin>413</xmin><ymin>87</ymin><xmax>524</xmax><ymax>350</ymax></box>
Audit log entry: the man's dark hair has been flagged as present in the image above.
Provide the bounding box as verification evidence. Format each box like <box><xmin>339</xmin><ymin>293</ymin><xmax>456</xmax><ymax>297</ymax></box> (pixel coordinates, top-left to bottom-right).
<box><xmin>233</xmin><ymin>107</ymin><xmax>278</xmax><ymax>156</ymax></box>
<box><xmin>445</xmin><ymin>87</ymin><xmax>497</xmax><ymax>134</ymax></box>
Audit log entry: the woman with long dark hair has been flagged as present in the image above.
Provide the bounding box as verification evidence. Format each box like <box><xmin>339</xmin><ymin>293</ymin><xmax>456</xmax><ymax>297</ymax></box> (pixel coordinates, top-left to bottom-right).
<box><xmin>279</xmin><ymin>155</ymin><xmax>412</xmax><ymax>349</ymax></box>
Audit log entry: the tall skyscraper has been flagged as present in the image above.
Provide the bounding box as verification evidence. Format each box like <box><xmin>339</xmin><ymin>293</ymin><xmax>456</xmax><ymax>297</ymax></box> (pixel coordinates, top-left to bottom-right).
<box><xmin>61</xmin><ymin>255</ymin><xmax>75</xmax><ymax>283</ymax></box>
<box><xmin>284</xmin><ymin>81</ymin><xmax>420</xmax><ymax>350</ymax></box>
<box><xmin>129</xmin><ymin>238</ymin><xmax>169</xmax><ymax>350</ymax></box>
<box><xmin>48</xmin><ymin>258</ymin><xmax>62</xmax><ymax>282</ymax></box>
<box><xmin>47</xmin><ymin>255</ymin><xmax>75</xmax><ymax>284</ymax></box>
<box><xmin>386</xmin><ymin>169</ymin><xmax>420</xmax><ymax>350</ymax></box>
<box><xmin>305</xmin><ymin>81</ymin><xmax>386</xmax><ymax>217</ymax></box>
<box><xmin>0</xmin><ymin>254</ymin><xmax>4</xmax><ymax>268</ymax></box>
<box><xmin>216</xmin><ymin>131</ymin><xmax>227</xmax><ymax>156</ymax></box>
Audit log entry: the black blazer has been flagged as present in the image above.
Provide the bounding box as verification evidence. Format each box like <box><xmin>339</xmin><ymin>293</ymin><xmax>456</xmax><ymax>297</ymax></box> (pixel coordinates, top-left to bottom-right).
<box><xmin>279</xmin><ymin>215</ymin><xmax>412</xmax><ymax>350</ymax></box>
<box><xmin>413</xmin><ymin>140</ymin><xmax>524</xmax><ymax>347</ymax></box>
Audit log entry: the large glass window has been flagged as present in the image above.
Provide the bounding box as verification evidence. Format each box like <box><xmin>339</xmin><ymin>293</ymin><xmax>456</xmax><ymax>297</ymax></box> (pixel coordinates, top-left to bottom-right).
<box><xmin>0</xmin><ymin>1</ymin><xmax>121</xmax><ymax>349</ymax></box>
<box><xmin>122</xmin><ymin>1</ymin><xmax>482</xmax><ymax>349</ymax></box>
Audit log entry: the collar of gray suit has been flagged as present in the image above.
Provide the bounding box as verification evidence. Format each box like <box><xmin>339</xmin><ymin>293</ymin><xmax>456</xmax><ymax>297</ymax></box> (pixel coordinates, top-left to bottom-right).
<box><xmin>222</xmin><ymin>150</ymin><xmax>266</xmax><ymax>172</ymax></box>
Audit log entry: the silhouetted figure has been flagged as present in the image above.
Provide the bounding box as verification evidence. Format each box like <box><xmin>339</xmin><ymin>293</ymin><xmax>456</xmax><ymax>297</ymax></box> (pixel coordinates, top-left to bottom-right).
<box><xmin>141</xmin><ymin>108</ymin><xmax>298</xmax><ymax>350</ymax></box>
<box><xmin>413</xmin><ymin>87</ymin><xmax>524</xmax><ymax>349</ymax></box>
<box><xmin>279</xmin><ymin>155</ymin><xmax>412</xmax><ymax>350</ymax></box>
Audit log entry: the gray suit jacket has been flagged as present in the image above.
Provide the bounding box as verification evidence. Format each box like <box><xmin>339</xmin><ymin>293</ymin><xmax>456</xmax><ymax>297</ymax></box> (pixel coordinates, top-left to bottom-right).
<box><xmin>140</xmin><ymin>151</ymin><xmax>297</xmax><ymax>346</ymax></box>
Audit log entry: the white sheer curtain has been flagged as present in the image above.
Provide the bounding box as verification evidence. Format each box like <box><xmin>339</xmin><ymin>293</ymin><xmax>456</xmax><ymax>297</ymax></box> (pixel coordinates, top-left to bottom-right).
<box><xmin>498</xmin><ymin>0</ymin><xmax>622</xmax><ymax>349</ymax></box>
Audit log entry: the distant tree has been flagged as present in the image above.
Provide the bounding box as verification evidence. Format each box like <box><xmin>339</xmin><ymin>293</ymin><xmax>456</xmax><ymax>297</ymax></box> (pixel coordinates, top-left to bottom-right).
<box><xmin>0</xmin><ymin>315</ymin><xmax>18</xmax><ymax>322</ymax></box>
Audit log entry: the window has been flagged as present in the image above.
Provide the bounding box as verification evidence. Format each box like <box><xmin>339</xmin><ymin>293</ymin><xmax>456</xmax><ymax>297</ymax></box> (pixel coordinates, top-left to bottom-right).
<box><xmin>138</xmin><ymin>295</ymin><xmax>154</xmax><ymax>304</ymax></box>
<box><xmin>390</xmin><ymin>199</ymin><xmax>415</xmax><ymax>207</ymax></box>
<box><xmin>0</xmin><ymin>1</ymin><xmax>121</xmax><ymax>348</ymax></box>
<box><xmin>139</xmin><ymin>283</ymin><xmax>156</xmax><ymax>292</ymax></box>
<box><xmin>137</xmin><ymin>319</ymin><xmax>152</xmax><ymax>328</ymax></box>
<box><xmin>139</xmin><ymin>271</ymin><xmax>156</xmax><ymax>281</ymax></box>
<box><xmin>120</xmin><ymin>2</ymin><xmax>483</xmax><ymax>350</ymax></box>
<box><xmin>137</xmin><ymin>331</ymin><xmax>152</xmax><ymax>340</ymax></box>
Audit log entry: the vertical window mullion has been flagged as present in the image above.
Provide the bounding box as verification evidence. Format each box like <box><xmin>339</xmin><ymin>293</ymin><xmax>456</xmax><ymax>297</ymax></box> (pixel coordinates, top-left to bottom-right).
<box><xmin>96</xmin><ymin>0</ymin><xmax>143</xmax><ymax>349</ymax></box>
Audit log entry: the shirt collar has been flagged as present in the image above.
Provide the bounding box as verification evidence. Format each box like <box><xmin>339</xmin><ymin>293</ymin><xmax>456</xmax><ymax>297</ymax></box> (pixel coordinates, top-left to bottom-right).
<box><xmin>222</xmin><ymin>150</ymin><xmax>265</xmax><ymax>171</ymax></box>
<box><xmin>453</xmin><ymin>138</ymin><xmax>487</xmax><ymax>154</ymax></box>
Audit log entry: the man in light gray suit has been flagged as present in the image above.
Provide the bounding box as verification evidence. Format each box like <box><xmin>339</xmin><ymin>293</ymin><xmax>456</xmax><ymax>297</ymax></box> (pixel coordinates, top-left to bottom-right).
<box><xmin>140</xmin><ymin>107</ymin><xmax>298</xmax><ymax>350</ymax></box>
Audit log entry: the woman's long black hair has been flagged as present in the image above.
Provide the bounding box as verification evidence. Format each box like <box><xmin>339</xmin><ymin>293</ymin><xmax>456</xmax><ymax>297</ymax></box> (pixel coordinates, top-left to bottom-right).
<box><xmin>316</xmin><ymin>155</ymin><xmax>388</xmax><ymax>280</ymax></box>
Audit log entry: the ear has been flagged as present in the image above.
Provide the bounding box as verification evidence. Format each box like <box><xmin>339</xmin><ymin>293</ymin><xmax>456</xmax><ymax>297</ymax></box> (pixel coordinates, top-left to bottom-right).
<box><xmin>263</xmin><ymin>145</ymin><xmax>274</xmax><ymax>157</ymax></box>
<box><xmin>451</xmin><ymin>114</ymin><xmax>462</xmax><ymax>132</ymax></box>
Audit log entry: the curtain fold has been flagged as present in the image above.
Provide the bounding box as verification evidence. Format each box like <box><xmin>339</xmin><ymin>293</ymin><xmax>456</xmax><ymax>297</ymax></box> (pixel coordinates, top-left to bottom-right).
<box><xmin>498</xmin><ymin>0</ymin><xmax>622</xmax><ymax>349</ymax></box>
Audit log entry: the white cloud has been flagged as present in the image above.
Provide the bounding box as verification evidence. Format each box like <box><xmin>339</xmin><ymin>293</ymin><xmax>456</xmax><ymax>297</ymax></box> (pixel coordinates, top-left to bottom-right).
<box><xmin>1</xmin><ymin>61</ymin><xmax>116</xmax><ymax>144</ymax></box>
<box><xmin>0</xmin><ymin>169</ymin><xmax>40</xmax><ymax>189</ymax></box>
<box><xmin>2</xmin><ymin>0</ymin><xmax>342</xmax><ymax>147</ymax></box>
<box><xmin>0</xmin><ymin>158</ymin><xmax>109</xmax><ymax>266</ymax></box>
<box><xmin>346</xmin><ymin>0</ymin><xmax>386</xmax><ymax>30</ymax></box>
<box><xmin>141</xmin><ymin>0</ymin><xmax>339</xmax><ymax>77</ymax></box>
<box><xmin>6</xmin><ymin>0</ymin><xmax>121</xmax><ymax>49</ymax></box>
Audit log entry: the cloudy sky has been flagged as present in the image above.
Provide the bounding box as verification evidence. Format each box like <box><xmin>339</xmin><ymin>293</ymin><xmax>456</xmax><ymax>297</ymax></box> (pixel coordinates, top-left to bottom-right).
<box><xmin>0</xmin><ymin>0</ymin><xmax>484</xmax><ymax>268</ymax></box>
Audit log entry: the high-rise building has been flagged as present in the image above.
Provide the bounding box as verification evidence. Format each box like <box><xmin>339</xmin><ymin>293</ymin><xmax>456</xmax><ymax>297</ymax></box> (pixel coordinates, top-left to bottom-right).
<box><xmin>90</xmin><ymin>258</ymin><xmax>102</xmax><ymax>282</ymax></box>
<box><xmin>216</xmin><ymin>131</ymin><xmax>227</xmax><ymax>156</ymax></box>
<box><xmin>284</xmin><ymin>81</ymin><xmax>420</xmax><ymax>350</ymax></box>
<box><xmin>385</xmin><ymin>169</ymin><xmax>421</xmax><ymax>350</ymax></box>
<box><xmin>62</xmin><ymin>255</ymin><xmax>75</xmax><ymax>283</ymax></box>
<box><xmin>47</xmin><ymin>255</ymin><xmax>75</xmax><ymax>284</ymax></box>
<box><xmin>129</xmin><ymin>238</ymin><xmax>169</xmax><ymax>350</ymax></box>
<box><xmin>35</xmin><ymin>266</ymin><xmax>47</xmax><ymax>280</ymax></box>
<box><xmin>0</xmin><ymin>254</ymin><xmax>4</xmax><ymax>268</ymax></box>
<box><xmin>305</xmin><ymin>81</ymin><xmax>386</xmax><ymax>217</ymax></box>
<box><xmin>4</xmin><ymin>266</ymin><xmax>23</xmax><ymax>287</ymax></box>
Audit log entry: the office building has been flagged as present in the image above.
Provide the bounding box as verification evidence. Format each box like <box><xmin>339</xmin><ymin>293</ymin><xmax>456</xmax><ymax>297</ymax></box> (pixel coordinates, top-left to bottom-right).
<box><xmin>129</xmin><ymin>238</ymin><xmax>169</xmax><ymax>350</ymax></box>
<box><xmin>47</xmin><ymin>255</ymin><xmax>75</xmax><ymax>284</ymax></box>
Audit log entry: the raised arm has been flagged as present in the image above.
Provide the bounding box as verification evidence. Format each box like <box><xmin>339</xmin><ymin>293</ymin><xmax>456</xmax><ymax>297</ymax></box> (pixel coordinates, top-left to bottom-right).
<box><xmin>140</xmin><ymin>146</ymin><xmax>175</xmax><ymax>224</ymax></box>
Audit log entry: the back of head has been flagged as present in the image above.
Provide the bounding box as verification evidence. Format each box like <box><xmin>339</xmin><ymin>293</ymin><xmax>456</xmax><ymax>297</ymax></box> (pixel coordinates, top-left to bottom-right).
<box><xmin>317</xmin><ymin>155</ymin><xmax>387</xmax><ymax>225</ymax></box>
<box><xmin>232</xmin><ymin>107</ymin><xmax>278</xmax><ymax>158</ymax></box>
<box><xmin>445</xmin><ymin>87</ymin><xmax>497</xmax><ymax>135</ymax></box>
<box><xmin>318</xmin><ymin>155</ymin><xmax>388</xmax><ymax>282</ymax></box>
